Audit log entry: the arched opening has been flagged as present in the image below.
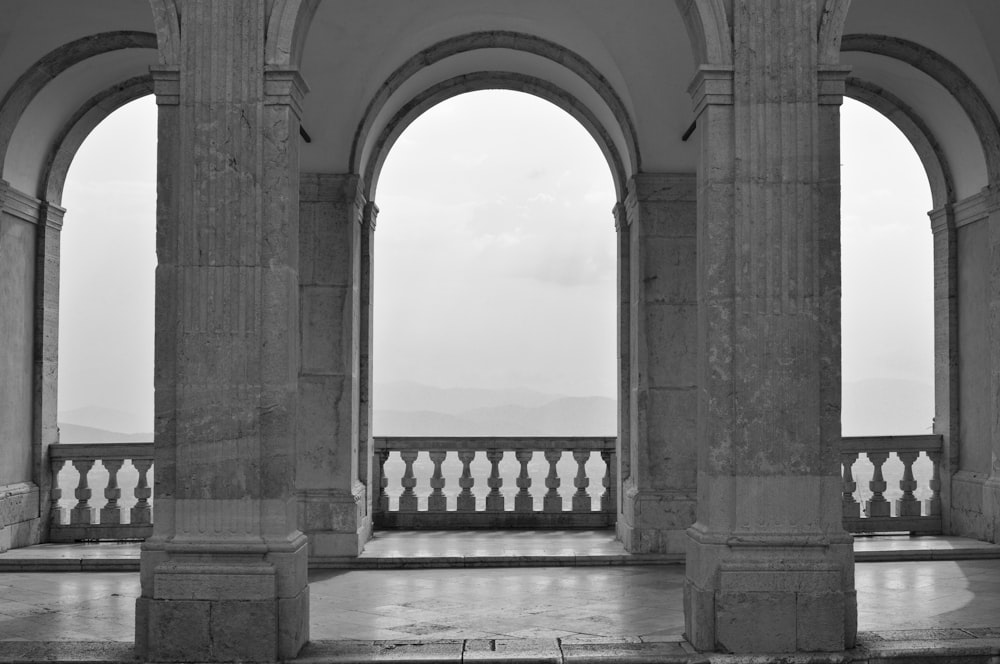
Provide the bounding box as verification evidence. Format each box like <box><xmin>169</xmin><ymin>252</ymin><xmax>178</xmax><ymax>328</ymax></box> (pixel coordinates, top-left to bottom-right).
<box><xmin>841</xmin><ymin>96</ymin><xmax>935</xmax><ymax>517</ymax></box>
<box><xmin>371</xmin><ymin>89</ymin><xmax>617</xmax><ymax>519</ymax></box>
<box><xmin>57</xmin><ymin>96</ymin><xmax>156</xmax><ymax>442</ymax></box>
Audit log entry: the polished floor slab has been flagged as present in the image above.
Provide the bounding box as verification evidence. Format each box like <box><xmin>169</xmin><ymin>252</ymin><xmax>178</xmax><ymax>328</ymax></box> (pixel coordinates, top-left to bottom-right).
<box><xmin>3</xmin><ymin>559</ymin><xmax>1000</xmax><ymax>643</ymax></box>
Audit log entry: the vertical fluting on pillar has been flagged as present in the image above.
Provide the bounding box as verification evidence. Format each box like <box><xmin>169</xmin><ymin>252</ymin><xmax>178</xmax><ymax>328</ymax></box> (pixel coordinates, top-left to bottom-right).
<box><xmin>138</xmin><ymin>2</ymin><xmax>309</xmax><ymax>661</ymax></box>
<box><xmin>683</xmin><ymin>0</ymin><xmax>855</xmax><ymax>654</ymax></box>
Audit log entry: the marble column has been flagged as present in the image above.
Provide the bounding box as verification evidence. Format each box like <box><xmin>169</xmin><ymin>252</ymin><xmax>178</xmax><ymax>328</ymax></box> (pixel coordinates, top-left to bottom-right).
<box><xmin>137</xmin><ymin>2</ymin><xmax>309</xmax><ymax>661</ymax></box>
<box><xmin>683</xmin><ymin>2</ymin><xmax>856</xmax><ymax>653</ymax></box>
<box><xmin>617</xmin><ymin>174</ymin><xmax>698</xmax><ymax>555</ymax></box>
<box><xmin>297</xmin><ymin>173</ymin><xmax>372</xmax><ymax>558</ymax></box>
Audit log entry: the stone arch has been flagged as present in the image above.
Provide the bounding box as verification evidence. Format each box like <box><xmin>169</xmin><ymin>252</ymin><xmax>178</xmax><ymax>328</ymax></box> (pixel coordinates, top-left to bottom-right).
<box><xmin>818</xmin><ymin>0</ymin><xmax>852</xmax><ymax>65</ymax></box>
<box><xmin>349</xmin><ymin>30</ymin><xmax>640</xmax><ymax>197</ymax></box>
<box><xmin>148</xmin><ymin>0</ymin><xmax>180</xmax><ymax>65</ymax></box>
<box><xmin>674</xmin><ymin>0</ymin><xmax>733</xmax><ymax>66</ymax></box>
<box><xmin>841</xmin><ymin>34</ymin><xmax>1000</xmax><ymax>187</ymax></box>
<box><xmin>265</xmin><ymin>0</ymin><xmax>320</xmax><ymax>68</ymax></box>
<box><xmin>845</xmin><ymin>78</ymin><xmax>955</xmax><ymax>210</ymax></box>
<box><xmin>40</xmin><ymin>76</ymin><xmax>153</xmax><ymax>206</ymax></box>
<box><xmin>0</xmin><ymin>31</ymin><xmax>157</xmax><ymax>177</ymax></box>
<box><xmin>363</xmin><ymin>72</ymin><xmax>627</xmax><ymax>201</ymax></box>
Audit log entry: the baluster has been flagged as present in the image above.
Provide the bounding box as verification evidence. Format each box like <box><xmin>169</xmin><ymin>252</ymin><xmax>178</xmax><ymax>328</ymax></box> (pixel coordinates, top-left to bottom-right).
<box><xmin>572</xmin><ymin>450</ymin><xmax>591</xmax><ymax>512</ymax></box>
<box><xmin>925</xmin><ymin>450</ymin><xmax>942</xmax><ymax>516</ymax></box>
<box><xmin>100</xmin><ymin>458</ymin><xmax>126</xmax><ymax>525</ymax></box>
<box><xmin>514</xmin><ymin>450</ymin><xmax>533</xmax><ymax>513</ymax></box>
<box><xmin>398</xmin><ymin>450</ymin><xmax>418</xmax><ymax>512</ymax></box>
<box><xmin>428</xmin><ymin>451</ymin><xmax>447</xmax><ymax>512</ymax></box>
<box><xmin>49</xmin><ymin>458</ymin><xmax>67</xmax><ymax>526</ymax></box>
<box><xmin>456</xmin><ymin>450</ymin><xmax>476</xmax><ymax>512</ymax></box>
<box><xmin>543</xmin><ymin>449</ymin><xmax>562</xmax><ymax>512</ymax></box>
<box><xmin>865</xmin><ymin>452</ymin><xmax>891</xmax><ymax>518</ymax></box>
<box><xmin>601</xmin><ymin>448</ymin><xmax>614</xmax><ymax>512</ymax></box>
<box><xmin>131</xmin><ymin>459</ymin><xmax>153</xmax><ymax>525</ymax></box>
<box><xmin>70</xmin><ymin>459</ymin><xmax>96</xmax><ymax>525</ymax></box>
<box><xmin>375</xmin><ymin>449</ymin><xmax>390</xmax><ymax>514</ymax></box>
<box><xmin>485</xmin><ymin>450</ymin><xmax>504</xmax><ymax>512</ymax></box>
<box><xmin>895</xmin><ymin>451</ymin><xmax>921</xmax><ymax>517</ymax></box>
<box><xmin>842</xmin><ymin>452</ymin><xmax>860</xmax><ymax>518</ymax></box>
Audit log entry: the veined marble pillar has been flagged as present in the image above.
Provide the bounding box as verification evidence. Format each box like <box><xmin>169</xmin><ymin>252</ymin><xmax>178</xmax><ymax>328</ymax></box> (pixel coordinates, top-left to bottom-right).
<box><xmin>297</xmin><ymin>173</ymin><xmax>372</xmax><ymax>558</ymax></box>
<box><xmin>617</xmin><ymin>174</ymin><xmax>698</xmax><ymax>555</ymax></box>
<box><xmin>683</xmin><ymin>1</ymin><xmax>856</xmax><ymax>653</ymax></box>
<box><xmin>137</xmin><ymin>3</ymin><xmax>309</xmax><ymax>661</ymax></box>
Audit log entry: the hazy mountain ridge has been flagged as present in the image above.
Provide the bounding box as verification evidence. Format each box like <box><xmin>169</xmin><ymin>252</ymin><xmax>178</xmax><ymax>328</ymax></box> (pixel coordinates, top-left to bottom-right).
<box><xmin>56</xmin><ymin>378</ymin><xmax>931</xmax><ymax>441</ymax></box>
<box><xmin>375</xmin><ymin>395</ymin><xmax>616</xmax><ymax>436</ymax></box>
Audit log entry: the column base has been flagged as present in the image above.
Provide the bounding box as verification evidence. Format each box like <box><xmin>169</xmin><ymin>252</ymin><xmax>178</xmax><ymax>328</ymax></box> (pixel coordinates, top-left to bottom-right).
<box><xmin>617</xmin><ymin>485</ymin><xmax>695</xmax><ymax>554</ymax></box>
<box><xmin>299</xmin><ymin>484</ymin><xmax>372</xmax><ymax>558</ymax></box>
<box><xmin>136</xmin><ymin>535</ymin><xmax>310</xmax><ymax>662</ymax></box>
<box><xmin>0</xmin><ymin>483</ymin><xmax>41</xmax><ymax>552</ymax></box>
<box><xmin>950</xmin><ymin>472</ymin><xmax>1000</xmax><ymax>543</ymax></box>
<box><xmin>684</xmin><ymin>526</ymin><xmax>856</xmax><ymax>654</ymax></box>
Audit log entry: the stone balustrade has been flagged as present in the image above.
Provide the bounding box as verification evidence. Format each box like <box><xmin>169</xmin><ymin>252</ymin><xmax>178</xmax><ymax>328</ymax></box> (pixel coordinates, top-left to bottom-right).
<box><xmin>45</xmin><ymin>435</ymin><xmax>945</xmax><ymax>539</ymax></box>
<box><xmin>841</xmin><ymin>435</ymin><xmax>942</xmax><ymax>534</ymax></box>
<box><xmin>374</xmin><ymin>437</ymin><xmax>617</xmax><ymax>528</ymax></box>
<box><xmin>48</xmin><ymin>443</ymin><xmax>153</xmax><ymax>542</ymax></box>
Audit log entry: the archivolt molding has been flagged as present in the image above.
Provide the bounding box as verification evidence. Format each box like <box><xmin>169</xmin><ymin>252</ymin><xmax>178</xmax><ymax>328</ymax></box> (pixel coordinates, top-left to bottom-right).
<box><xmin>148</xmin><ymin>0</ymin><xmax>181</xmax><ymax>66</ymax></box>
<box><xmin>41</xmin><ymin>76</ymin><xmax>153</xmax><ymax>205</ymax></box>
<box><xmin>0</xmin><ymin>31</ymin><xmax>157</xmax><ymax>171</ymax></box>
<box><xmin>845</xmin><ymin>78</ymin><xmax>954</xmax><ymax>211</ymax></box>
<box><xmin>349</xmin><ymin>31</ymin><xmax>640</xmax><ymax>181</ymax></box>
<box><xmin>674</xmin><ymin>0</ymin><xmax>732</xmax><ymax>66</ymax></box>
<box><xmin>265</xmin><ymin>0</ymin><xmax>319</xmax><ymax>67</ymax></box>
<box><xmin>363</xmin><ymin>71</ymin><xmax>628</xmax><ymax>201</ymax></box>
<box><xmin>818</xmin><ymin>0</ymin><xmax>852</xmax><ymax>65</ymax></box>
<box><xmin>842</xmin><ymin>34</ymin><xmax>1000</xmax><ymax>186</ymax></box>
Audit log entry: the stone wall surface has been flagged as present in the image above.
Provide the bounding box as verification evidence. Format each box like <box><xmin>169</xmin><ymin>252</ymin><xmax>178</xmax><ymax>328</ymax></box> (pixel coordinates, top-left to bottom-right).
<box><xmin>297</xmin><ymin>172</ymin><xmax>371</xmax><ymax>558</ymax></box>
<box><xmin>617</xmin><ymin>173</ymin><xmax>697</xmax><ymax>555</ymax></box>
<box><xmin>683</xmin><ymin>0</ymin><xmax>856</xmax><ymax>654</ymax></box>
<box><xmin>137</xmin><ymin>1</ymin><xmax>309</xmax><ymax>660</ymax></box>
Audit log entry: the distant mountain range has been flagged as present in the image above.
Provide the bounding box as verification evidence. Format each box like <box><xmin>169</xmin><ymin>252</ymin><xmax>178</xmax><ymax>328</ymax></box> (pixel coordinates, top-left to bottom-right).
<box><xmin>56</xmin><ymin>378</ymin><xmax>933</xmax><ymax>442</ymax></box>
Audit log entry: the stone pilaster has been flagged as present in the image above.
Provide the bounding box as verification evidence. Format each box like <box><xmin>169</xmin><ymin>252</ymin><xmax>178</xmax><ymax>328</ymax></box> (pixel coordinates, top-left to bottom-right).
<box><xmin>614</xmin><ymin>202</ymin><xmax>631</xmax><ymax>533</ymax></box>
<box><xmin>137</xmin><ymin>2</ymin><xmax>309</xmax><ymax>661</ymax></box>
<box><xmin>33</xmin><ymin>200</ymin><xmax>63</xmax><ymax>539</ymax></box>
<box><xmin>928</xmin><ymin>205</ymin><xmax>958</xmax><ymax>533</ymax></box>
<box><xmin>617</xmin><ymin>174</ymin><xmax>697</xmax><ymax>555</ymax></box>
<box><xmin>683</xmin><ymin>1</ymin><xmax>856</xmax><ymax>653</ymax></box>
<box><xmin>296</xmin><ymin>173</ymin><xmax>371</xmax><ymax>558</ymax></box>
<box><xmin>359</xmin><ymin>201</ymin><xmax>377</xmax><ymax>515</ymax></box>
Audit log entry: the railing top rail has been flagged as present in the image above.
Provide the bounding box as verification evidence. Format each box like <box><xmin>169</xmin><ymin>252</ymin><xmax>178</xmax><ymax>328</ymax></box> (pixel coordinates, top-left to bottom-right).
<box><xmin>840</xmin><ymin>434</ymin><xmax>942</xmax><ymax>455</ymax></box>
<box><xmin>374</xmin><ymin>436</ymin><xmax>616</xmax><ymax>452</ymax></box>
<box><xmin>50</xmin><ymin>442</ymin><xmax>154</xmax><ymax>461</ymax></box>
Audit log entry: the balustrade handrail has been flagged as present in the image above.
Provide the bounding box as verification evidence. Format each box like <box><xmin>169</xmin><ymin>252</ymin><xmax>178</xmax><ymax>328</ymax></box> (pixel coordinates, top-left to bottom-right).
<box><xmin>374</xmin><ymin>436</ymin><xmax>616</xmax><ymax>452</ymax></box>
<box><xmin>50</xmin><ymin>442</ymin><xmax>153</xmax><ymax>461</ymax></box>
<box><xmin>840</xmin><ymin>434</ymin><xmax>941</xmax><ymax>455</ymax></box>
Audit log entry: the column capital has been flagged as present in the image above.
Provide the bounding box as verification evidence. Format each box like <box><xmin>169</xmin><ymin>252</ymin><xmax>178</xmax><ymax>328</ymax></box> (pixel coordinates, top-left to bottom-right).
<box><xmin>818</xmin><ymin>66</ymin><xmax>853</xmax><ymax>105</ymax></box>
<box><xmin>149</xmin><ymin>65</ymin><xmax>179</xmax><ymax>105</ymax></box>
<box><xmin>687</xmin><ymin>65</ymin><xmax>734</xmax><ymax>118</ymax></box>
<box><xmin>39</xmin><ymin>201</ymin><xmax>66</xmax><ymax>231</ymax></box>
<box><xmin>928</xmin><ymin>205</ymin><xmax>954</xmax><ymax>234</ymax></box>
<box><xmin>264</xmin><ymin>66</ymin><xmax>309</xmax><ymax>118</ymax></box>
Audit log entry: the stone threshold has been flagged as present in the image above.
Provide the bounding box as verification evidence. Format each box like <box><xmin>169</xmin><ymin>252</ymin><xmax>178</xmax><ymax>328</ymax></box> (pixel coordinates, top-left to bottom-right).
<box><xmin>1</xmin><ymin>632</ymin><xmax>999</xmax><ymax>664</ymax></box>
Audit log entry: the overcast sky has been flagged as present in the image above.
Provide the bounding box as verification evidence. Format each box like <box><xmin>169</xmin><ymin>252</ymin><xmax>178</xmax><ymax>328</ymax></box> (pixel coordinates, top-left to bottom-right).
<box><xmin>57</xmin><ymin>92</ymin><xmax>933</xmax><ymax>431</ymax></box>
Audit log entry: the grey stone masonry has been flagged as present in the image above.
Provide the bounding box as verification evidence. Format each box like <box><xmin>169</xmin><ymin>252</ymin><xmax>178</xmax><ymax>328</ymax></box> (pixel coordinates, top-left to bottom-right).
<box><xmin>137</xmin><ymin>2</ymin><xmax>309</xmax><ymax>661</ymax></box>
<box><xmin>683</xmin><ymin>1</ymin><xmax>856</xmax><ymax>654</ymax></box>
